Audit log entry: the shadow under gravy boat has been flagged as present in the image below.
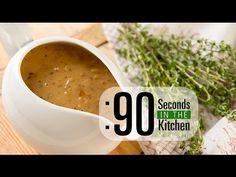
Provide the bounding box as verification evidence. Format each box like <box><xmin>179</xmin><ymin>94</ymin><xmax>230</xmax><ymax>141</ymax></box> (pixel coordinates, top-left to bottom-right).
<box><xmin>0</xmin><ymin>24</ymin><xmax>128</xmax><ymax>154</ymax></box>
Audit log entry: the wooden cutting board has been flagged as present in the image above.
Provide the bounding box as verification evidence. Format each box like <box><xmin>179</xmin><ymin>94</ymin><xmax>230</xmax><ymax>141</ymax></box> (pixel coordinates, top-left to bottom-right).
<box><xmin>0</xmin><ymin>23</ymin><xmax>143</xmax><ymax>155</ymax></box>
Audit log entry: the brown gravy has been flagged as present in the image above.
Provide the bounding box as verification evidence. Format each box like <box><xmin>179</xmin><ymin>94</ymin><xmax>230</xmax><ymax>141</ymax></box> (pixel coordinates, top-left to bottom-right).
<box><xmin>21</xmin><ymin>42</ymin><xmax>118</xmax><ymax>114</ymax></box>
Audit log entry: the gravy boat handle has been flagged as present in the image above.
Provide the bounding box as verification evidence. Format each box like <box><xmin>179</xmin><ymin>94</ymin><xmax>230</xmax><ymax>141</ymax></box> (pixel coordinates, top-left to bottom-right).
<box><xmin>0</xmin><ymin>24</ymin><xmax>33</xmax><ymax>58</ymax></box>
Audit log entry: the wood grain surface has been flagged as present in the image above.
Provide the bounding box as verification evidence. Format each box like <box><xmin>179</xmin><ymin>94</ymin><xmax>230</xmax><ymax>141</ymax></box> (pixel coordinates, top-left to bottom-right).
<box><xmin>0</xmin><ymin>23</ymin><xmax>143</xmax><ymax>155</ymax></box>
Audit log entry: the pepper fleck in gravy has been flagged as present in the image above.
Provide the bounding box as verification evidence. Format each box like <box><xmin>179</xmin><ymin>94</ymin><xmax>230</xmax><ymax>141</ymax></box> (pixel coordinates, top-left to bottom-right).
<box><xmin>21</xmin><ymin>42</ymin><xmax>118</xmax><ymax>114</ymax></box>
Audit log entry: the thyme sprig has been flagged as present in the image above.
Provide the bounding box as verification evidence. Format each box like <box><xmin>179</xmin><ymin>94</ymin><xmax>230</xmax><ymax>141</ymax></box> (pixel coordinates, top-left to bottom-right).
<box><xmin>180</xmin><ymin>115</ymin><xmax>204</xmax><ymax>155</ymax></box>
<box><xmin>117</xmin><ymin>23</ymin><xmax>236</xmax><ymax>116</ymax></box>
<box><xmin>228</xmin><ymin>110</ymin><xmax>236</xmax><ymax>121</ymax></box>
<box><xmin>116</xmin><ymin>23</ymin><xmax>236</xmax><ymax>154</ymax></box>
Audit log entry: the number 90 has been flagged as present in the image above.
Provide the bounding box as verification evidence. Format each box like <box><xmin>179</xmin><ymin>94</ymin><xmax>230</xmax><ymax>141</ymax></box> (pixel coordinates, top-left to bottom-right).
<box><xmin>113</xmin><ymin>92</ymin><xmax>154</xmax><ymax>136</ymax></box>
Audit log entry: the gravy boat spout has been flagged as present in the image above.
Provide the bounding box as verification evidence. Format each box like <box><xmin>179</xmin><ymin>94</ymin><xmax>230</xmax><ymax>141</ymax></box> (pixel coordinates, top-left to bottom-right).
<box><xmin>2</xmin><ymin>37</ymin><xmax>128</xmax><ymax>154</ymax></box>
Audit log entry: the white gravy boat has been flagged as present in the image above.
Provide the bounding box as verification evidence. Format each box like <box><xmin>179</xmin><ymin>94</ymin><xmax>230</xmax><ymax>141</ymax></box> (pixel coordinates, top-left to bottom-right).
<box><xmin>0</xmin><ymin>24</ymin><xmax>128</xmax><ymax>154</ymax></box>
